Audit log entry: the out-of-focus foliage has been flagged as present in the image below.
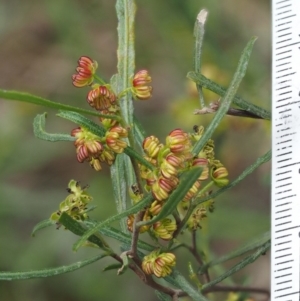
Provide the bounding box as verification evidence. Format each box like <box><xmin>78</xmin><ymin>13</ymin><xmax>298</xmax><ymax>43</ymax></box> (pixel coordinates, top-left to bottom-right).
<box><xmin>0</xmin><ymin>1</ymin><xmax>270</xmax><ymax>300</ymax></box>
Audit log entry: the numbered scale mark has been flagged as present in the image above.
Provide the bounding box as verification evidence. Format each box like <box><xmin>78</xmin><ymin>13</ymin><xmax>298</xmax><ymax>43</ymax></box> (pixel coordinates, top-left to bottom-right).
<box><xmin>272</xmin><ymin>0</ymin><xmax>300</xmax><ymax>300</ymax></box>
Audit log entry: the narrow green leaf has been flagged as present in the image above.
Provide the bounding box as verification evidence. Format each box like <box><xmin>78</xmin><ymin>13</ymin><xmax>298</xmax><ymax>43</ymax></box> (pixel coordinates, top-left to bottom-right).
<box><xmin>194</xmin><ymin>9</ymin><xmax>208</xmax><ymax>108</ymax></box>
<box><xmin>123</xmin><ymin>146</ymin><xmax>153</xmax><ymax>170</ymax></box>
<box><xmin>116</xmin><ymin>0</ymin><xmax>136</xmax><ymax>125</ymax></box>
<box><xmin>124</xmin><ymin>154</ymin><xmax>136</xmax><ymax>188</ymax></box>
<box><xmin>138</xmin><ymin>168</ymin><xmax>202</xmax><ymax>227</ymax></box>
<box><xmin>201</xmin><ymin>240</ymin><xmax>271</xmax><ymax>291</ymax></box>
<box><xmin>155</xmin><ymin>291</ymin><xmax>172</xmax><ymax>301</ymax></box>
<box><xmin>57</xmin><ymin>110</ymin><xmax>106</xmax><ymax>137</ymax></box>
<box><xmin>171</xmin><ymin>270</ymin><xmax>209</xmax><ymax>301</ymax></box>
<box><xmin>31</xmin><ymin>219</ymin><xmax>54</xmax><ymax>237</ymax></box>
<box><xmin>110</xmin><ymin>154</ymin><xmax>128</xmax><ymax>233</ymax></box>
<box><xmin>194</xmin><ymin>9</ymin><xmax>208</xmax><ymax>76</ymax></box>
<box><xmin>121</xmin><ymin>154</ymin><xmax>137</xmax><ymax>231</ymax></box>
<box><xmin>0</xmin><ymin>254</ymin><xmax>107</xmax><ymax>280</ymax></box>
<box><xmin>199</xmin><ymin>231</ymin><xmax>270</xmax><ymax>273</ymax></box>
<box><xmin>0</xmin><ymin>89</ymin><xmax>103</xmax><ymax>117</ymax></box>
<box><xmin>73</xmin><ymin>194</ymin><xmax>153</xmax><ymax>251</ymax></box>
<box><xmin>195</xmin><ymin>150</ymin><xmax>271</xmax><ymax>206</ymax></box>
<box><xmin>132</xmin><ymin>115</ymin><xmax>146</xmax><ymax>149</ymax></box>
<box><xmin>103</xmin><ymin>263</ymin><xmax>122</xmax><ymax>272</ymax></box>
<box><xmin>192</xmin><ymin>36</ymin><xmax>257</xmax><ymax>156</ymax></box>
<box><xmin>59</xmin><ymin>213</ymin><xmax>110</xmax><ymax>251</ymax></box>
<box><xmin>84</xmin><ymin>222</ymin><xmax>155</xmax><ymax>252</ymax></box>
<box><xmin>33</xmin><ymin>113</ymin><xmax>76</xmax><ymax>142</ymax></box>
<box><xmin>187</xmin><ymin>73</ymin><xmax>271</xmax><ymax>120</ymax></box>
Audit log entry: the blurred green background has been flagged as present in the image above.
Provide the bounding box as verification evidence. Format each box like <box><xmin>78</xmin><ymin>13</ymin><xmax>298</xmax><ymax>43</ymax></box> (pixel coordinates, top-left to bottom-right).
<box><xmin>0</xmin><ymin>1</ymin><xmax>271</xmax><ymax>300</ymax></box>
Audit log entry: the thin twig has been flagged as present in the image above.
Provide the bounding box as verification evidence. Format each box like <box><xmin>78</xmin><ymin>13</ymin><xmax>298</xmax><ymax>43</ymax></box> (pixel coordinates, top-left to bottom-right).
<box><xmin>129</xmin><ymin>210</ymin><xmax>145</xmax><ymax>258</ymax></box>
<box><xmin>132</xmin><ymin>259</ymin><xmax>182</xmax><ymax>297</ymax></box>
<box><xmin>191</xmin><ymin>231</ymin><xmax>210</xmax><ymax>283</ymax></box>
<box><xmin>113</xmin><ymin>254</ymin><xmax>185</xmax><ymax>298</ymax></box>
<box><xmin>194</xmin><ymin>100</ymin><xmax>265</xmax><ymax>119</ymax></box>
<box><xmin>173</xmin><ymin>203</ymin><xmax>195</xmax><ymax>238</ymax></box>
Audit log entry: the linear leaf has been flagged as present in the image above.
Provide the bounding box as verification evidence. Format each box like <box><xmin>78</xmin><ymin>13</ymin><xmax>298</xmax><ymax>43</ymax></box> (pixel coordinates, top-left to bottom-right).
<box><xmin>84</xmin><ymin>221</ymin><xmax>155</xmax><ymax>252</ymax></box>
<box><xmin>110</xmin><ymin>154</ymin><xmax>128</xmax><ymax>232</ymax></box>
<box><xmin>132</xmin><ymin>115</ymin><xmax>146</xmax><ymax>149</ymax></box>
<box><xmin>191</xmin><ymin>36</ymin><xmax>257</xmax><ymax>156</ymax></box>
<box><xmin>73</xmin><ymin>194</ymin><xmax>153</xmax><ymax>251</ymax></box>
<box><xmin>155</xmin><ymin>291</ymin><xmax>172</xmax><ymax>301</ymax></box>
<box><xmin>199</xmin><ymin>231</ymin><xmax>270</xmax><ymax>273</ymax></box>
<box><xmin>116</xmin><ymin>0</ymin><xmax>136</xmax><ymax>125</ymax></box>
<box><xmin>0</xmin><ymin>254</ymin><xmax>107</xmax><ymax>280</ymax></box>
<box><xmin>201</xmin><ymin>240</ymin><xmax>271</xmax><ymax>291</ymax></box>
<box><xmin>31</xmin><ymin>219</ymin><xmax>54</xmax><ymax>237</ymax></box>
<box><xmin>103</xmin><ymin>263</ymin><xmax>123</xmax><ymax>272</ymax></box>
<box><xmin>33</xmin><ymin>113</ymin><xmax>76</xmax><ymax>142</ymax></box>
<box><xmin>194</xmin><ymin>9</ymin><xmax>208</xmax><ymax>108</ymax></box>
<box><xmin>138</xmin><ymin>168</ymin><xmax>202</xmax><ymax>227</ymax></box>
<box><xmin>59</xmin><ymin>213</ymin><xmax>110</xmax><ymax>251</ymax></box>
<box><xmin>172</xmin><ymin>270</ymin><xmax>209</xmax><ymax>301</ymax></box>
<box><xmin>57</xmin><ymin>110</ymin><xmax>106</xmax><ymax>137</ymax></box>
<box><xmin>187</xmin><ymin>73</ymin><xmax>271</xmax><ymax>120</ymax></box>
<box><xmin>0</xmin><ymin>89</ymin><xmax>103</xmax><ymax>117</ymax></box>
<box><xmin>123</xmin><ymin>146</ymin><xmax>153</xmax><ymax>170</ymax></box>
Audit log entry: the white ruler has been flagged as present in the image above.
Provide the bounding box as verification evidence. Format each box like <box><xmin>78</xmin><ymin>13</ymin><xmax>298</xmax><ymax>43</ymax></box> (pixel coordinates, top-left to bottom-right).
<box><xmin>272</xmin><ymin>0</ymin><xmax>300</xmax><ymax>300</ymax></box>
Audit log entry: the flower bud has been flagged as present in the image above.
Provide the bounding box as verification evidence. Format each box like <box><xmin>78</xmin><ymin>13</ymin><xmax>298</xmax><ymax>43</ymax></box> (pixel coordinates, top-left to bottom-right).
<box><xmin>145</xmin><ymin>171</ymin><xmax>157</xmax><ymax>187</ymax></box>
<box><xmin>152</xmin><ymin>218</ymin><xmax>177</xmax><ymax>240</ymax></box>
<box><xmin>192</xmin><ymin>157</ymin><xmax>209</xmax><ymax>181</ymax></box>
<box><xmin>105</xmin><ymin>126</ymin><xmax>128</xmax><ymax>154</ymax></box>
<box><xmin>99</xmin><ymin>111</ymin><xmax>119</xmax><ymax>129</ymax></box>
<box><xmin>210</xmin><ymin>160</ymin><xmax>229</xmax><ymax>187</ymax></box>
<box><xmin>109</xmin><ymin>125</ymin><xmax>128</xmax><ymax>138</ymax></box>
<box><xmin>143</xmin><ymin>135</ymin><xmax>162</xmax><ymax>159</ymax></box>
<box><xmin>99</xmin><ymin>146</ymin><xmax>115</xmax><ymax>165</ymax></box>
<box><xmin>71</xmin><ymin>127</ymin><xmax>103</xmax><ymax>163</ymax></box>
<box><xmin>183</xmin><ymin>180</ymin><xmax>201</xmax><ymax>202</ymax></box>
<box><xmin>89</xmin><ymin>157</ymin><xmax>102</xmax><ymax>171</ymax></box>
<box><xmin>72</xmin><ymin>56</ymin><xmax>98</xmax><ymax>87</ymax></box>
<box><xmin>132</xmin><ymin>70</ymin><xmax>152</xmax><ymax>100</ymax></box>
<box><xmin>87</xmin><ymin>85</ymin><xmax>116</xmax><ymax>111</ymax></box>
<box><xmin>166</xmin><ymin>128</ymin><xmax>192</xmax><ymax>155</ymax></box>
<box><xmin>211</xmin><ymin>165</ymin><xmax>229</xmax><ymax>187</ymax></box>
<box><xmin>151</xmin><ymin>176</ymin><xmax>178</xmax><ymax>201</ymax></box>
<box><xmin>142</xmin><ymin>250</ymin><xmax>176</xmax><ymax>278</ymax></box>
<box><xmin>160</xmin><ymin>153</ymin><xmax>183</xmax><ymax>179</ymax></box>
<box><xmin>149</xmin><ymin>200</ymin><xmax>163</xmax><ymax>216</ymax></box>
<box><xmin>127</xmin><ymin>212</ymin><xmax>150</xmax><ymax>233</ymax></box>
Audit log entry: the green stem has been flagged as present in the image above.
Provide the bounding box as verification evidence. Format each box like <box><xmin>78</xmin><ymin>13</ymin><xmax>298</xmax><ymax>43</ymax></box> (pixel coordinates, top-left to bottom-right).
<box><xmin>116</xmin><ymin>0</ymin><xmax>136</xmax><ymax>126</ymax></box>
<box><xmin>196</xmin><ymin>181</ymin><xmax>215</xmax><ymax>199</ymax></box>
<box><xmin>94</xmin><ymin>74</ymin><xmax>106</xmax><ymax>85</ymax></box>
